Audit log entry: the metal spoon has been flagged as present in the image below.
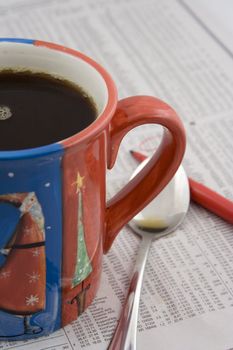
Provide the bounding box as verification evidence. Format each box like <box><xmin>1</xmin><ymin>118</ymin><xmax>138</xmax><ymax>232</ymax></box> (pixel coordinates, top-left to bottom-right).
<box><xmin>108</xmin><ymin>160</ymin><xmax>190</xmax><ymax>350</ymax></box>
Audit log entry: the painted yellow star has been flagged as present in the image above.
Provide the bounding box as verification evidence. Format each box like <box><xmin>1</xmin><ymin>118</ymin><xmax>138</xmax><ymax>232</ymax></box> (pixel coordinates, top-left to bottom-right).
<box><xmin>72</xmin><ymin>172</ymin><xmax>85</xmax><ymax>193</ymax></box>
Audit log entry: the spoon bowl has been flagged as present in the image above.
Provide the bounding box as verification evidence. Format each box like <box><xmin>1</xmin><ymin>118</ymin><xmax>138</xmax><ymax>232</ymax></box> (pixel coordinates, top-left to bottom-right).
<box><xmin>108</xmin><ymin>159</ymin><xmax>190</xmax><ymax>350</ymax></box>
<box><xmin>129</xmin><ymin>160</ymin><xmax>190</xmax><ymax>238</ymax></box>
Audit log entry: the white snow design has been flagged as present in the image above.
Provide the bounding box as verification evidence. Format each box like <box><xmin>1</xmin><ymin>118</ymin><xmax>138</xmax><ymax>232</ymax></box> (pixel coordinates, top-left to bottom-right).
<box><xmin>0</xmin><ymin>270</ymin><xmax>11</xmax><ymax>279</ymax></box>
<box><xmin>27</xmin><ymin>272</ymin><xmax>40</xmax><ymax>283</ymax></box>
<box><xmin>26</xmin><ymin>294</ymin><xmax>39</xmax><ymax>306</ymax></box>
<box><xmin>32</xmin><ymin>249</ymin><xmax>40</xmax><ymax>257</ymax></box>
<box><xmin>24</xmin><ymin>226</ymin><xmax>32</xmax><ymax>235</ymax></box>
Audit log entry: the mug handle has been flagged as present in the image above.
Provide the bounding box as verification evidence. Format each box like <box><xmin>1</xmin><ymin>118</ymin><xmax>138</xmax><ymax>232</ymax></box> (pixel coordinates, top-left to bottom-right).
<box><xmin>104</xmin><ymin>96</ymin><xmax>186</xmax><ymax>253</ymax></box>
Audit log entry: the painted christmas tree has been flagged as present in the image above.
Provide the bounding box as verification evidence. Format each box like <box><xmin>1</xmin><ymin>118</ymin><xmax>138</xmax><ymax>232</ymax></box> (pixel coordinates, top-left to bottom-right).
<box><xmin>71</xmin><ymin>173</ymin><xmax>92</xmax><ymax>314</ymax></box>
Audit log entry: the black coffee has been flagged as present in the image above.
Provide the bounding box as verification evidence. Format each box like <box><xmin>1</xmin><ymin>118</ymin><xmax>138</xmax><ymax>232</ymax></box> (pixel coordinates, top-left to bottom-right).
<box><xmin>0</xmin><ymin>70</ymin><xmax>97</xmax><ymax>150</ymax></box>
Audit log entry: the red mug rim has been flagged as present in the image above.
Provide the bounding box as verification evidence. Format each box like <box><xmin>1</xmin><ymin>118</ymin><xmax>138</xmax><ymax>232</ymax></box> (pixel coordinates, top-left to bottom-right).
<box><xmin>0</xmin><ymin>38</ymin><xmax>118</xmax><ymax>159</ymax></box>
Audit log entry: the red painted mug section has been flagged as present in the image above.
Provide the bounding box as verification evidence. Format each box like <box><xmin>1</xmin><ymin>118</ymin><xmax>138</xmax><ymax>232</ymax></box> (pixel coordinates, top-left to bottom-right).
<box><xmin>61</xmin><ymin>95</ymin><xmax>185</xmax><ymax>326</ymax></box>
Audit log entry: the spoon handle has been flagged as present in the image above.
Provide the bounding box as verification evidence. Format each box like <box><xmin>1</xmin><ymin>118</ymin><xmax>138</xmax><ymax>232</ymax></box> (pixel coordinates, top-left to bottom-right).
<box><xmin>108</xmin><ymin>233</ymin><xmax>153</xmax><ymax>350</ymax></box>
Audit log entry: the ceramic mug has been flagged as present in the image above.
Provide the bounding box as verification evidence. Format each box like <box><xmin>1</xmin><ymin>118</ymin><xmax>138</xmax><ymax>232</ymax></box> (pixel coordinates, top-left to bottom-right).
<box><xmin>0</xmin><ymin>38</ymin><xmax>186</xmax><ymax>340</ymax></box>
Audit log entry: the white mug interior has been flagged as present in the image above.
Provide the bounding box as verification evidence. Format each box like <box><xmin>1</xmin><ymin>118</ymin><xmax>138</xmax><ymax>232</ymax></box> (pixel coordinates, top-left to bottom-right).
<box><xmin>0</xmin><ymin>42</ymin><xmax>108</xmax><ymax>117</ymax></box>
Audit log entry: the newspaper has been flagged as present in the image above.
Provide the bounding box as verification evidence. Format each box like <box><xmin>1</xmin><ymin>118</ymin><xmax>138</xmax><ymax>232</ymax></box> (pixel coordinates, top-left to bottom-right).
<box><xmin>0</xmin><ymin>0</ymin><xmax>233</xmax><ymax>349</ymax></box>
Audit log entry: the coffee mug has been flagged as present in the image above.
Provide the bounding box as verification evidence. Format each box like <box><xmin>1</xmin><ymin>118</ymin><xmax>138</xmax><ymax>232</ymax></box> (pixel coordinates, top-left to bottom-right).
<box><xmin>0</xmin><ymin>38</ymin><xmax>185</xmax><ymax>340</ymax></box>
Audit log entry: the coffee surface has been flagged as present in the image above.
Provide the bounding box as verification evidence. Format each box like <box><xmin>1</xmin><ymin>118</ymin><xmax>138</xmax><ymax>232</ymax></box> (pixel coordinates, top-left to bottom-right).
<box><xmin>0</xmin><ymin>70</ymin><xmax>97</xmax><ymax>150</ymax></box>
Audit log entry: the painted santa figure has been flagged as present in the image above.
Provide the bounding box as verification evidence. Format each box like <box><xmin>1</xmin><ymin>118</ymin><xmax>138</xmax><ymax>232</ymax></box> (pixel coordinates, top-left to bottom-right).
<box><xmin>0</xmin><ymin>192</ymin><xmax>46</xmax><ymax>336</ymax></box>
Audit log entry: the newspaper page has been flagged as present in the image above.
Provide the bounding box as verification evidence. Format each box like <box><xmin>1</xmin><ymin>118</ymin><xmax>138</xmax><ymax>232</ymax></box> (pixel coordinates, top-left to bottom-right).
<box><xmin>0</xmin><ymin>0</ymin><xmax>233</xmax><ymax>349</ymax></box>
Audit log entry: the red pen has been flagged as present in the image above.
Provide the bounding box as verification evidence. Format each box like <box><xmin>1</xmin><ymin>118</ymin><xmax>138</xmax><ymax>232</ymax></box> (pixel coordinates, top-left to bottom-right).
<box><xmin>130</xmin><ymin>150</ymin><xmax>233</xmax><ymax>225</ymax></box>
